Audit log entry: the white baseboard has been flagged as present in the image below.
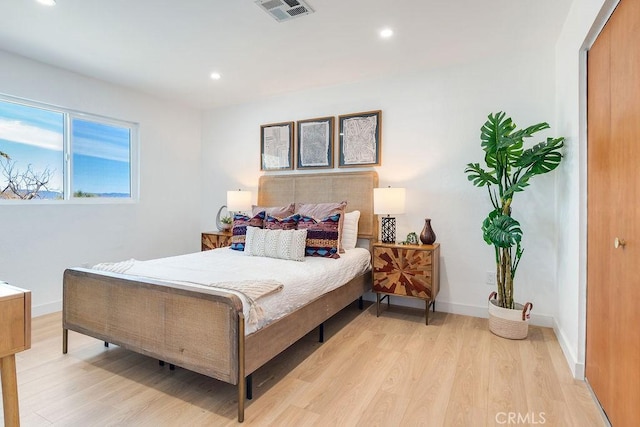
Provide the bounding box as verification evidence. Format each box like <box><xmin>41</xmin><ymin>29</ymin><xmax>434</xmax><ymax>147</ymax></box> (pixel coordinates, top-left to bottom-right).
<box><xmin>362</xmin><ymin>292</ymin><xmax>554</xmax><ymax>328</ymax></box>
<box><xmin>553</xmin><ymin>320</ymin><xmax>585</xmax><ymax>380</ymax></box>
<box><xmin>33</xmin><ymin>300</ymin><xmax>62</xmax><ymax>317</ymax></box>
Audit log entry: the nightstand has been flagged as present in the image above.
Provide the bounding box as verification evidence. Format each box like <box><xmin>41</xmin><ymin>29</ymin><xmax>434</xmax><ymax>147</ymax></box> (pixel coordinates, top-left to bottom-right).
<box><xmin>202</xmin><ymin>230</ymin><xmax>232</xmax><ymax>251</ymax></box>
<box><xmin>372</xmin><ymin>242</ymin><xmax>440</xmax><ymax>325</ymax></box>
<box><xmin>1</xmin><ymin>283</ymin><xmax>31</xmax><ymax>427</ymax></box>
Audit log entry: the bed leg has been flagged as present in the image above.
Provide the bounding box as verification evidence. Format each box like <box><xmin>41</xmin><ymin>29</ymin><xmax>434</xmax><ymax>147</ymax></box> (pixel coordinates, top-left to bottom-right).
<box><xmin>62</xmin><ymin>328</ymin><xmax>68</xmax><ymax>354</ymax></box>
<box><xmin>159</xmin><ymin>360</ymin><xmax>165</xmax><ymax>367</ymax></box>
<box><xmin>169</xmin><ymin>364</ymin><xmax>175</xmax><ymax>371</ymax></box>
<box><xmin>318</xmin><ymin>323</ymin><xmax>324</xmax><ymax>343</ymax></box>
<box><xmin>358</xmin><ymin>296</ymin><xmax>363</xmax><ymax>310</ymax></box>
<box><xmin>246</xmin><ymin>374</ymin><xmax>253</xmax><ymax>400</ymax></box>
<box><xmin>238</xmin><ymin>313</ymin><xmax>246</xmax><ymax>423</ymax></box>
<box><xmin>104</xmin><ymin>342</ymin><xmax>109</xmax><ymax>348</ymax></box>
<box><xmin>425</xmin><ymin>300</ymin><xmax>429</xmax><ymax>325</ymax></box>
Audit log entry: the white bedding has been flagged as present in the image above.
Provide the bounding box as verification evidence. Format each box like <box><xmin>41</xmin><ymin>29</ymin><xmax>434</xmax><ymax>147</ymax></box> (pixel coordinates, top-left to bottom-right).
<box><xmin>91</xmin><ymin>247</ymin><xmax>371</xmax><ymax>335</ymax></box>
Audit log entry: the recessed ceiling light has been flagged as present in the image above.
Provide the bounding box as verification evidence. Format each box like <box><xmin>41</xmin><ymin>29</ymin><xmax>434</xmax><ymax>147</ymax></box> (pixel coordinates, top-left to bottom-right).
<box><xmin>210</xmin><ymin>72</ymin><xmax>222</xmax><ymax>80</ymax></box>
<box><xmin>37</xmin><ymin>0</ymin><xmax>56</xmax><ymax>6</ymax></box>
<box><xmin>380</xmin><ymin>28</ymin><xmax>394</xmax><ymax>39</ymax></box>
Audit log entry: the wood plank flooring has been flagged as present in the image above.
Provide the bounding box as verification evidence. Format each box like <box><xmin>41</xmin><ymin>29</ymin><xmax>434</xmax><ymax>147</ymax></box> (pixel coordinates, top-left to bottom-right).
<box><xmin>1</xmin><ymin>305</ymin><xmax>605</xmax><ymax>426</ymax></box>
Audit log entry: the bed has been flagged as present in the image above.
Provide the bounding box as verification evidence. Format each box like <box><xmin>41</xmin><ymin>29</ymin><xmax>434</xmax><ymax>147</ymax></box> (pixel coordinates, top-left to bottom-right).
<box><xmin>62</xmin><ymin>171</ymin><xmax>378</xmax><ymax>422</ymax></box>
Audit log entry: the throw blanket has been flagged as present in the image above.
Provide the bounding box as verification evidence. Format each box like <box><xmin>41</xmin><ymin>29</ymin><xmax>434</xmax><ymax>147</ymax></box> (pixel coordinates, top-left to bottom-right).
<box><xmin>91</xmin><ymin>259</ymin><xmax>283</xmax><ymax>325</ymax></box>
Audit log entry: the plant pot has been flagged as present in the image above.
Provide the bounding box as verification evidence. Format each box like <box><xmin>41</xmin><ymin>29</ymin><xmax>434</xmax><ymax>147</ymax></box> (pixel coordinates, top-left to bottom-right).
<box><xmin>487</xmin><ymin>292</ymin><xmax>533</xmax><ymax>339</ymax></box>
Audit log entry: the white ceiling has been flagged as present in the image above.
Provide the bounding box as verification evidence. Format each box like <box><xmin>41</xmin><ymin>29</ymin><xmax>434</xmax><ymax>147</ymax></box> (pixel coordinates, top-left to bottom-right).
<box><xmin>0</xmin><ymin>0</ymin><xmax>572</xmax><ymax>109</ymax></box>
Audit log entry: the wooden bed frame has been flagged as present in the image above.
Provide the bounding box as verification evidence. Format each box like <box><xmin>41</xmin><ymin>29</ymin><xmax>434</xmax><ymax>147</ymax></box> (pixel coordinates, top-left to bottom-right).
<box><xmin>62</xmin><ymin>171</ymin><xmax>378</xmax><ymax>422</ymax></box>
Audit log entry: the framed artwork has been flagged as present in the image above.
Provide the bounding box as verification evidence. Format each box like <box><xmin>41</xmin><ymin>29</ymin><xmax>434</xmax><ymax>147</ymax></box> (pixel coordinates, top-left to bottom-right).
<box><xmin>338</xmin><ymin>110</ymin><xmax>382</xmax><ymax>167</ymax></box>
<box><xmin>260</xmin><ymin>121</ymin><xmax>294</xmax><ymax>171</ymax></box>
<box><xmin>296</xmin><ymin>116</ymin><xmax>334</xmax><ymax>169</ymax></box>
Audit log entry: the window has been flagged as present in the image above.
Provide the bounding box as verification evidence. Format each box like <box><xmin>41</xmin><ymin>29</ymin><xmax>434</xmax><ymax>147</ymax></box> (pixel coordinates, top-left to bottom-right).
<box><xmin>0</xmin><ymin>94</ymin><xmax>138</xmax><ymax>201</ymax></box>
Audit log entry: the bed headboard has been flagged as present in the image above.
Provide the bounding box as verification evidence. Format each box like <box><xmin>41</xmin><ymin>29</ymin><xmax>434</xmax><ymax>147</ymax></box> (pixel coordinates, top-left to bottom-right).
<box><xmin>258</xmin><ymin>171</ymin><xmax>379</xmax><ymax>240</ymax></box>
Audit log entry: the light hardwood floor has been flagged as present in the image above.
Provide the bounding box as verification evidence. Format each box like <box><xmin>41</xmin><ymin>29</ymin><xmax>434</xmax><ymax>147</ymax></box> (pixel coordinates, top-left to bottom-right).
<box><xmin>2</xmin><ymin>305</ymin><xmax>605</xmax><ymax>426</ymax></box>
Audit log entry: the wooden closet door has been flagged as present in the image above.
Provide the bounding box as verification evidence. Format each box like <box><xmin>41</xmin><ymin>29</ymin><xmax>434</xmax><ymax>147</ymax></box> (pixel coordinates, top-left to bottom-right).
<box><xmin>586</xmin><ymin>0</ymin><xmax>640</xmax><ymax>425</ymax></box>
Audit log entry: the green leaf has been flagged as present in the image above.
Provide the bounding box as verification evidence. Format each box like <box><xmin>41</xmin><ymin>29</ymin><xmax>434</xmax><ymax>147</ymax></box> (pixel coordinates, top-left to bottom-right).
<box><xmin>481</xmin><ymin>209</ymin><xmax>501</xmax><ymax>245</ymax></box>
<box><xmin>482</xmin><ymin>213</ymin><xmax>522</xmax><ymax>248</ymax></box>
<box><xmin>515</xmin><ymin>137</ymin><xmax>565</xmax><ymax>174</ymax></box>
<box><xmin>464</xmin><ymin>163</ymin><xmax>498</xmax><ymax>187</ymax></box>
<box><xmin>480</xmin><ymin>112</ymin><xmax>537</xmax><ymax>172</ymax></box>
<box><xmin>502</xmin><ymin>171</ymin><xmax>533</xmax><ymax>198</ymax></box>
<box><xmin>480</xmin><ymin>112</ymin><xmax>515</xmax><ymax>169</ymax></box>
<box><xmin>506</xmin><ymin>122</ymin><xmax>550</xmax><ymax>145</ymax></box>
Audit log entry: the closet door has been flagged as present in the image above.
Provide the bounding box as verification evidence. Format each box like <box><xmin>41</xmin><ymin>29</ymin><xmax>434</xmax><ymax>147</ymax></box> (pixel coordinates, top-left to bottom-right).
<box><xmin>586</xmin><ymin>0</ymin><xmax>640</xmax><ymax>425</ymax></box>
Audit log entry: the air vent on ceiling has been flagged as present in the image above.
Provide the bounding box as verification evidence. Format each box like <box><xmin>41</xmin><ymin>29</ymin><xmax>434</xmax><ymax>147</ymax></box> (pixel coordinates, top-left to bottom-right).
<box><xmin>255</xmin><ymin>0</ymin><xmax>315</xmax><ymax>22</ymax></box>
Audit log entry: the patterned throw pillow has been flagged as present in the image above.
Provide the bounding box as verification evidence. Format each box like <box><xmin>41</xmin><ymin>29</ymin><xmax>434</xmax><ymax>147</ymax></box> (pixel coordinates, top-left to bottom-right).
<box><xmin>244</xmin><ymin>226</ymin><xmax>307</xmax><ymax>261</ymax></box>
<box><xmin>251</xmin><ymin>203</ymin><xmax>295</xmax><ymax>218</ymax></box>
<box><xmin>297</xmin><ymin>213</ymin><xmax>341</xmax><ymax>258</ymax></box>
<box><xmin>230</xmin><ymin>211</ymin><xmax>265</xmax><ymax>251</ymax></box>
<box><xmin>296</xmin><ymin>201</ymin><xmax>347</xmax><ymax>253</ymax></box>
<box><xmin>265</xmin><ymin>213</ymin><xmax>300</xmax><ymax>230</ymax></box>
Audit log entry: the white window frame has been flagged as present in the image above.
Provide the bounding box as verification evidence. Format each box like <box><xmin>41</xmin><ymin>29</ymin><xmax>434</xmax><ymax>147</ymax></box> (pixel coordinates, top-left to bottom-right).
<box><xmin>0</xmin><ymin>93</ymin><xmax>139</xmax><ymax>204</ymax></box>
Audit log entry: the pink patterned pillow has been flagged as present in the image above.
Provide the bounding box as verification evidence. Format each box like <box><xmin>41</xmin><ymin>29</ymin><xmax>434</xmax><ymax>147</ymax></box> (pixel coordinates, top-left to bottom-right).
<box><xmin>297</xmin><ymin>213</ymin><xmax>341</xmax><ymax>258</ymax></box>
<box><xmin>265</xmin><ymin>213</ymin><xmax>300</xmax><ymax>230</ymax></box>
<box><xmin>252</xmin><ymin>203</ymin><xmax>295</xmax><ymax>218</ymax></box>
<box><xmin>296</xmin><ymin>201</ymin><xmax>347</xmax><ymax>253</ymax></box>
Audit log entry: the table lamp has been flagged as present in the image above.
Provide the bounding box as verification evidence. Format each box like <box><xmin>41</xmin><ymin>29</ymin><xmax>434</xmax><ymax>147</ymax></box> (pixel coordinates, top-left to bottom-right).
<box><xmin>373</xmin><ymin>187</ymin><xmax>406</xmax><ymax>243</ymax></box>
<box><xmin>226</xmin><ymin>189</ymin><xmax>252</xmax><ymax>213</ymax></box>
<box><xmin>216</xmin><ymin>189</ymin><xmax>252</xmax><ymax>230</ymax></box>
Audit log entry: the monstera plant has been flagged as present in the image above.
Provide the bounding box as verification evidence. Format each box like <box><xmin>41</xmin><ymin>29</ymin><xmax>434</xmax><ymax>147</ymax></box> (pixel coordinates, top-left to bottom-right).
<box><xmin>465</xmin><ymin>112</ymin><xmax>564</xmax><ymax>309</ymax></box>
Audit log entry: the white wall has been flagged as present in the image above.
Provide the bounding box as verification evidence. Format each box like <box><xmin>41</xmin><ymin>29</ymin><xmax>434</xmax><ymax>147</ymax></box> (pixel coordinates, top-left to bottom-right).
<box><xmin>202</xmin><ymin>48</ymin><xmax>561</xmax><ymax>326</ymax></box>
<box><xmin>554</xmin><ymin>0</ymin><xmax>616</xmax><ymax>378</ymax></box>
<box><xmin>0</xmin><ymin>51</ymin><xmax>202</xmax><ymax>315</ymax></box>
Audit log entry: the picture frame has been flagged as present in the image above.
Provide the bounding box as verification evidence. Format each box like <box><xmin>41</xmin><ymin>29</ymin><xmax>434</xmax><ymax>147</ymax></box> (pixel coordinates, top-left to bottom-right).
<box><xmin>338</xmin><ymin>110</ymin><xmax>382</xmax><ymax>167</ymax></box>
<box><xmin>260</xmin><ymin>121</ymin><xmax>294</xmax><ymax>171</ymax></box>
<box><xmin>296</xmin><ymin>116</ymin><xmax>334</xmax><ymax>169</ymax></box>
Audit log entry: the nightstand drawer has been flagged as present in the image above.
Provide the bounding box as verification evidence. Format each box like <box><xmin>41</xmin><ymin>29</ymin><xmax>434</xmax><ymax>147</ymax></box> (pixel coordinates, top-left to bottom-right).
<box><xmin>373</xmin><ymin>246</ymin><xmax>434</xmax><ymax>299</ymax></box>
<box><xmin>201</xmin><ymin>231</ymin><xmax>232</xmax><ymax>251</ymax></box>
<box><xmin>372</xmin><ymin>242</ymin><xmax>440</xmax><ymax>324</ymax></box>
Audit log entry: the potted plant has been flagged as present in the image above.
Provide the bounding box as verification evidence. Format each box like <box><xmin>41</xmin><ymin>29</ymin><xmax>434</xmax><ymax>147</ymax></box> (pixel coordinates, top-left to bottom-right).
<box><xmin>464</xmin><ymin>112</ymin><xmax>564</xmax><ymax>339</ymax></box>
<box><xmin>220</xmin><ymin>215</ymin><xmax>232</xmax><ymax>231</ymax></box>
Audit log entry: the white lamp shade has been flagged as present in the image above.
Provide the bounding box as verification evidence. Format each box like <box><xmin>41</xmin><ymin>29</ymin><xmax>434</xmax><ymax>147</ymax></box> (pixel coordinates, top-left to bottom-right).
<box><xmin>227</xmin><ymin>190</ymin><xmax>252</xmax><ymax>212</ymax></box>
<box><xmin>373</xmin><ymin>187</ymin><xmax>406</xmax><ymax>215</ymax></box>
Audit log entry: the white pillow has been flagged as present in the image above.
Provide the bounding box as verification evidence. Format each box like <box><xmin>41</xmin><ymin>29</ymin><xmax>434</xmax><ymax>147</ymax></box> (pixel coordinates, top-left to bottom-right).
<box><xmin>244</xmin><ymin>226</ymin><xmax>307</xmax><ymax>262</ymax></box>
<box><xmin>341</xmin><ymin>210</ymin><xmax>360</xmax><ymax>250</ymax></box>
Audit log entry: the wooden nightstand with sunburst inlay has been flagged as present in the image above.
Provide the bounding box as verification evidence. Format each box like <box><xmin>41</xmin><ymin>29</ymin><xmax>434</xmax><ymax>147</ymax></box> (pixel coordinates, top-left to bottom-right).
<box><xmin>372</xmin><ymin>242</ymin><xmax>440</xmax><ymax>325</ymax></box>
<box><xmin>201</xmin><ymin>230</ymin><xmax>232</xmax><ymax>251</ymax></box>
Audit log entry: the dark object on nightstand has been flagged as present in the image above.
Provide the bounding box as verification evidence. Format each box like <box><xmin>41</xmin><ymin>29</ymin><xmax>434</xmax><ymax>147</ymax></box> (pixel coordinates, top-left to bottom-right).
<box><xmin>419</xmin><ymin>218</ymin><xmax>436</xmax><ymax>245</ymax></box>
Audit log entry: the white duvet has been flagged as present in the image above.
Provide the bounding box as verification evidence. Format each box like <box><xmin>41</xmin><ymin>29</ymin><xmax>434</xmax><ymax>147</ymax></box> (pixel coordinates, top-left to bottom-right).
<box><xmin>91</xmin><ymin>247</ymin><xmax>371</xmax><ymax>335</ymax></box>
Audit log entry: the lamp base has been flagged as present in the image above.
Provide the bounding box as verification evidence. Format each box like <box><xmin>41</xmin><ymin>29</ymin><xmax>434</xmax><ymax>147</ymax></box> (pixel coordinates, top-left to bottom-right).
<box><xmin>380</xmin><ymin>216</ymin><xmax>396</xmax><ymax>243</ymax></box>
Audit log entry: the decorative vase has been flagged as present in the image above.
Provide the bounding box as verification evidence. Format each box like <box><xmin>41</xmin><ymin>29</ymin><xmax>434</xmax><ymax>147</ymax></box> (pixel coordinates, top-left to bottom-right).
<box><xmin>487</xmin><ymin>292</ymin><xmax>533</xmax><ymax>339</ymax></box>
<box><xmin>419</xmin><ymin>218</ymin><xmax>436</xmax><ymax>245</ymax></box>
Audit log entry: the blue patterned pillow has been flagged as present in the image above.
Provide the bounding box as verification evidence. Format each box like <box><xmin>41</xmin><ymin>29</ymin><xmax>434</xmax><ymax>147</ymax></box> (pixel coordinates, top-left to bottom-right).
<box><xmin>230</xmin><ymin>211</ymin><xmax>265</xmax><ymax>251</ymax></box>
<box><xmin>297</xmin><ymin>213</ymin><xmax>341</xmax><ymax>258</ymax></box>
<box><xmin>265</xmin><ymin>213</ymin><xmax>300</xmax><ymax>230</ymax></box>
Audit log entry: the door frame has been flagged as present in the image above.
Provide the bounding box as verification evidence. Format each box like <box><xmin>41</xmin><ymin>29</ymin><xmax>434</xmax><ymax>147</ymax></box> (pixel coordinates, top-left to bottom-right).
<box><xmin>577</xmin><ymin>0</ymin><xmax>620</xmax><ymax>380</ymax></box>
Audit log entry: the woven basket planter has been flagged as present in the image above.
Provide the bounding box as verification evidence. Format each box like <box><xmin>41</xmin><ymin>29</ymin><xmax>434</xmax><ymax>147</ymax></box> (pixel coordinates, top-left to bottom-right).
<box><xmin>488</xmin><ymin>292</ymin><xmax>533</xmax><ymax>340</ymax></box>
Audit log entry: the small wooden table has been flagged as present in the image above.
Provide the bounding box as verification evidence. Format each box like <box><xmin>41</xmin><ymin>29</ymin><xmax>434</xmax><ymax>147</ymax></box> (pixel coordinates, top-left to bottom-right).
<box><xmin>0</xmin><ymin>283</ymin><xmax>31</xmax><ymax>427</ymax></box>
<box><xmin>372</xmin><ymin>242</ymin><xmax>440</xmax><ymax>325</ymax></box>
<box><xmin>202</xmin><ymin>230</ymin><xmax>233</xmax><ymax>251</ymax></box>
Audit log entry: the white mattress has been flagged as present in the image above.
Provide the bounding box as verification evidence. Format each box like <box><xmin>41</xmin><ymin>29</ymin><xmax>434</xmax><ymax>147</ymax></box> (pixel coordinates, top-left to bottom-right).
<box><xmin>93</xmin><ymin>247</ymin><xmax>371</xmax><ymax>335</ymax></box>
